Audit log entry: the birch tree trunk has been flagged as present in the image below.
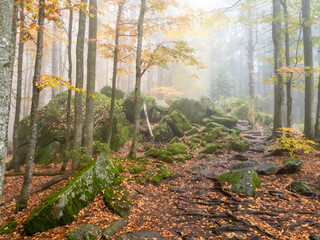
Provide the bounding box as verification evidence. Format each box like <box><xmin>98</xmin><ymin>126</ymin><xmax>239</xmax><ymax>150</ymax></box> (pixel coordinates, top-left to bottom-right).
<box><xmin>129</xmin><ymin>0</ymin><xmax>146</xmax><ymax>159</ymax></box>
<box><xmin>0</xmin><ymin>0</ymin><xmax>14</xmax><ymax>222</ymax></box>
<box><xmin>16</xmin><ymin>0</ymin><xmax>45</xmax><ymax>212</ymax></box>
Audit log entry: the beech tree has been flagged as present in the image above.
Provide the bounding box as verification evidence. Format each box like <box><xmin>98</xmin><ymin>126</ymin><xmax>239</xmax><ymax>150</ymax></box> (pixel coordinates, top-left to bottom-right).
<box><xmin>0</xmin><ymin>0</ymin><xmax>14</xmax><ymax>222</ymax></box>
<box><xmin>16</xmin><ymin>0</ymin><xmax>45</xmax><ymax>212</ymax></box>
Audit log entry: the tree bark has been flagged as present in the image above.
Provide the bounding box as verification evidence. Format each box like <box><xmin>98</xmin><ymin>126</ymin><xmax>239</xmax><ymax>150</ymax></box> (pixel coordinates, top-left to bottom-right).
<box><xmin>247</xmin><ymin>12</ymin><xmax>255</xmax><ymax>126</ymax></box>
<box><xmin>51</xmin><ymin>23</ymin><xmax>58</xmax><ymax>98</ymax></box>
<box><xmin>272</xmin><ymin>0</ymin><xmax>284</xmax><ymax>138</ymax></box>
<box><xmin>61</xmin><ymin>1</ymin><xmax>74</xmax><ymax>172</ymax></box>
<box><xmin>302</xmin><ymin>0</ymin><xmax>314</xmax><ymax>139</ymax></box>
<box><xmin>83</xmin><ymin>0</ymin><xmax>98</xmax><ymax>156</ymax></box>
<box><xmin>16</xmin><ymin>0</ymin><xmax>45</xmax><ymax>212</ymax></box>
<box><xmin>129</xmin><ymin>0</ymin><xmax>146</xmax><ymax>159</ymax></box>
<box><xmin>12</xmin><ymin>1</ymin><xmax>25</xmax><ymax>173</ymax></box>
<box><xmin>106</xmin><ymin>1</ymin><xmax>124</xmax><ymax>147</ymax></box>
<box><xmin>0</xmin><ymin>0</ymin><xmax>15</xmax><ymax>222</ymax></box>
<box><xmin>73</xmin><ymin>0</ymin><xmax>87</xmax><ymax>171</ymax></box>
<box><xmin>315</xmin><ymin>47</ymin><xmax>320</xmax><ymax>137</ymax></box>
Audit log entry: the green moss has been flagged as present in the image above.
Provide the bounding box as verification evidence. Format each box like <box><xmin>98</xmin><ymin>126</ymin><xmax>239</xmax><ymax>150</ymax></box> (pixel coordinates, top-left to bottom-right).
<box><xmin>158</xmin><ymin>153</ymin><xmax>174</xmax><ymax>163</ymax></box>
<box><xmin>154</xmin><ymin>122</ymin><xmax>173</xmax><ymax>142</ymax></box>
<box><xmin>23</xmin><ymin>156</ymin><xmax>116</xmax><ymax>235</ymax></box>
<box><xmin>198</xmin><ymin>153</ymin><xmax>207</xmax><ymax>160</ymax></box>
<box><xmin>104</xmin><ymin>184</ymin><xmax>132</xmax><ymax>218</ymax></box>
<box><xmin>0</xmin><ymin>222</ymin><xmax>17</xmax><ymax>235</ymax></box>
<box><xmin>211</xmin><ymin>116</ymin><xmax>237</xmax><ymax>129</ymax></box>
<box><xmin>138</xmin><ymin>165</ymin><xmax>171</xmax><ymax>184</ymax></box>
<box><xmin>232</xmin><ymin>103</ymin><xmax>249</xmax><ymax>120</ymax></box>
<box><xmin>100</xmin><ymin>85</ymin><xmax>125</xmax><ymax>100</ymax></box>
<box><xmin>200</xmin><ymin>144</ymin><xmax>219</xmax><ymax>154</ymax></box>
<box><xmin>230</xmin><ymin>138</ymin><xmax>251</xmax><ymax>152</ymax></box>
<box><xmin>168</xmin><ymin>142</ymin><xmax>188</xmax><ymax>155</ymax></box>
<box><xmin>186</xmin><ymin>127</ymin><xmax>199</xmax><ymax>136</ymax></box>
<box><xmin>169</xmin><ymin>136</ymin><xmax>180</xmax><ymax>144</ymax></box>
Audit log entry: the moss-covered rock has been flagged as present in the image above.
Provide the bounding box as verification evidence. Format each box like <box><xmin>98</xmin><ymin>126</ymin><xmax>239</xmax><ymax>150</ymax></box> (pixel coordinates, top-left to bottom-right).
<box><xmin>11</xmin><ymin>93</ymin><xmax>130</xmax><ymax>169</ymax></box>
<box><xmin>153</xmin><ymin>122</ymin><xmax>173</xmax><ymax>143</ymax></box>
<box><xmin>231</xmin><ymin>103</ymin><xmax>249</xmax><ymax>120</ymax></box>
<box><xmin>24</xmin><ymin>156</ymin><xmax>117</xmax><ymax>235</ymax></box>
<box><xmin>186</xmin><ymin>127</ymin><xmax>199</xmax><ymax>136</ymax></box>
<box><xmin>100</xmin><ymin>85</ymin><xmax>125</xmax><ymax>100</ymax></box>
<box><xmin>148</xmin><ymin>99</ymin><xmax>170</xmax><ymax>123</ymax></box>
<box><xmin>169</xmin><ymin>136</ymin><xmax>179</xmax><ymax>144</ymax></box>
<box><xmin>138</xmin><ymin>165</ymin><xmax>171</xmax><ymax>184</ymax></box>
<box><xmin>104</xmin><ymin>185</ymin><xmax>132</xmax><ymax>218</ymax></box>
<box><xmin>102</xmin><ymin>219</ymin><xmax>126</xmax><ymax>239</ymax></box>
<box><xmin>0</xmin><ymin>222</ymin><xmax>17</xmax><ymax>235</ymax></box>
<box><xmin>287</xmin><ymin>181</ymin><xmax>314</xmax><ymax>196</ymax></box>
<box><xmin>230</xmin><ymin>138</ymin><xmax>251</xmax><ymax>152</ymax></box>
<box><xmin>255</xmin><ymin>112</ymin><xmax>273</xmax><ymax>126</ymax></box>
<box><xmin>169</xmin><ymin>97</ymin><xmax>215</xmax><ymax>123</ymax></box>
<box><xmin>256</xmin><ymin>163</ymin><xmax>280</xmax><ymax>175</ymax></box>
<box><xmin>277</xmin><ymin>158</ymin><xmax>303</xmax><ymax>174</ymax></box>
<box><xmin>66</xmin><ymin>224</ymin><xmax>102</xmax><ymax>240</ymax></box>
<box><xmin>200</xmin><ymin>144</ymin><xmax>220</xmax><ymax>154</ymax></box>
<box><xmin>218</xmin><ymin>166</ymin><xmax>260</xmax><ymax>197</ymax></box>
<box><xmin>168</xmin><ymin>142</ymin><xmax>188</xmax><ymax>155</ymax></box>
<box><xmin>211</xmin><ymin>116</ymin><xmax>237</xmax><ymax>129</ymax></box>
<box><xmin>161</xmin><ymin>110</ymin><xmax>192</xmax><ymax>137</ymax></box>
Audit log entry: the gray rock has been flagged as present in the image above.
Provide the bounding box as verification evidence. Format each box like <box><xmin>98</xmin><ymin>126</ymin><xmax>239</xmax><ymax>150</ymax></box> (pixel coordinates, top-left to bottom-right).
<box><xmin>287</xmin><ymin>181</ymin><xmax>314</xmax><ymax>196</ymax></box>
<box><xmin>310</xmin><ymin>233</ymin><xmax>320</xmax><ymax>240</ymax></box>
<box><xmin>103</xmin><ymin>219</ymin><xmax>126</xmax><ymax>239</ymax></box>
<box><xmin>48</xmin><ymin>141</ymin><xmax>61</xmax><ymax>156</ymax></box>
<box><xmin>256</xmin><ymin>163</ymin><xmax>280</xmax><ymax>175</ymax></box>
<box><xmin>269</xmin><ymin>190</ymin><xmax>285</xmax><ymax>197</ymax></box>
<box><xmin>230</xmin><ymin>161</ymin><xmax>254</xmax><ymax>171</ymax></box>
<box><xmin>168</xmin><ymin>187</ymin><xmax>187</xmax><ymax>193</ymax></box>
<box><xmin>277</xmin><ymin>158</ymin><xmax>303</xmax><ymax>174</ymax></box>
<box><xmin>66</xmin><ymin>224</ymin><xmax>101</xmax><ymax>240</ymax></box>
<box><xmin>200</xmin><ymin>169</ymin><xmax>214</xmax><ymax>179</ymax></box>
<box><xmin>116</xmin><ymin>231</ymin><xmax>164</xmax><ymax>240</ymax></box>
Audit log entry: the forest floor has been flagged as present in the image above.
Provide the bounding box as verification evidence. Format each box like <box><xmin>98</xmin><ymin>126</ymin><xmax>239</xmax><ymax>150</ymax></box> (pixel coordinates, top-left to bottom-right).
<box><xmin>1</xmin><ymin>122</ymin><xmax>320</xmax><ymax>239</ymax></box>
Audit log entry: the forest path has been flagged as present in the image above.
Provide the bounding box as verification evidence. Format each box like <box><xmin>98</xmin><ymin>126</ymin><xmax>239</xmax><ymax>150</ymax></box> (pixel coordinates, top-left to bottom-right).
<box><xmin>114</xmin><ymin>121</ymin><xmax>320</xmax><ymax>240</ymax></box>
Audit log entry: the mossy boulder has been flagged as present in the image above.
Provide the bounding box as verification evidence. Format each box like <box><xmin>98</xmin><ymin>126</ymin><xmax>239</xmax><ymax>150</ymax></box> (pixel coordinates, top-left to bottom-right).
<box><xmin>116</xmin><ymin>231</ymin><xmax>164</xmax><ymax>240</ymax></box>
<box><xmin>256</xmin><ymin>163</ymin><xmax>280</xmax><ymax>175</ymax></box>
<box><xmin>186</xmin><ymin>127</ymin><xmax>199</xmax><ymax>136</ymax></box>
<box><xmin>211</xmin><ymin>116</ymin><xmax>238</xmax><ymax>129</ymax></box>
<box><xmin>100</xmin><ymin>85</ymin><xmax>125</xmax><ymax>100</ymax></box>
<box><xmin>287</xmin><ymin>181</ymin><xmax>314</xmax><ymax>196</ymax></box>
<box><xmin>66</xmin><ymin>224</ymin><xmax>102</xmax><ymax>240</ymax></box>
<box><xmin>154</xmin><ymin>122</ymin><xmax>173</xmax><ymax>142</ymax></box>
<box><xmin>138</xmin><ymin>165</ymin><xmax>171</xmax><ymax>184</ymax></box>
<box><xmin>231</xmin><ymin>103</ymin><xmax>249</xmax><ymax>120</ymax></box>
<box><xmin>161</xmin><ymin>110</ymin><xmax>192</xmax><ymax>137</ymax></box>
<box><xmin>230</xmin><ymin>138</ymin><xmax>251</xmax><ymax>152</ymax></box>
<box><xmin>218</xmin><ymin>164</ymin><xmax>260</xmax><ymax>197</ymax></box>
<box><xmin>230</xmin><ymin>161</ymin><xmax>254</xmax><ymax>171</ymax></box>
<box><xmin>104</xmin><ymin>185</ymin><xmax>132</xmax><ymax>218</ymax></box>
<box><xmin>0</xmin><ymin>222</ymin><xmax>17</xmax><ymax>235</ymax></box>
<box><xmin>169</xmin><ymin>96</ymin><xmax>215</xmax><ymax>123</ymax></box>
<box><xmin>24</xmin><ymin>156</ymin><xmax>117</xmax><ymax>235</ymax></box>
<box><xmin>11</xmin><ymin>93</ymin><xmax>130</xmax><ymax>169</ymax></box>
<box><xmin>277</xmin><ymin>158</ymin><xmax>303</xmax><ymax>174</ymax></box>
<box><xmin>148</xmin><ymin>99</ymin><xmax>169</xmax><ymax>123</ymax></box>
<box><xmin>255</xmin><ymin>112</ymin><xmax>273</xmax><ymax>126</ymax></box>
<box><xmin>200</xmin><ymin>144</ymin><xmax>222</xmax><ymax>155</ymax></box>
<box><xmin>168</xmin><ymin>142</ymin><xmax>188</xmax><ymax>155</ymax></box>
<box><xmin>102</xmin><ymin>219</ymin><xmax>126</xmax><ymax>239</ymax></box>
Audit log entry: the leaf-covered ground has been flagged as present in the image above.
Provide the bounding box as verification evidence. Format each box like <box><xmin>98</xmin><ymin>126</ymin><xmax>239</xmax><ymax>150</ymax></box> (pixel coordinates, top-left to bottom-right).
<box><xmin>1</xmin><ymin>123</ymin><xmax>320</xmax><ymax>239</ymax></box>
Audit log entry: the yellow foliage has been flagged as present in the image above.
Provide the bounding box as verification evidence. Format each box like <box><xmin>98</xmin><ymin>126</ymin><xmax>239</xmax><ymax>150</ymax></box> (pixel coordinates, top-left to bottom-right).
<box><xmin>266</xmin><ymin>128</ymin><xmax>316</xmax><ymax>157</ymax></box>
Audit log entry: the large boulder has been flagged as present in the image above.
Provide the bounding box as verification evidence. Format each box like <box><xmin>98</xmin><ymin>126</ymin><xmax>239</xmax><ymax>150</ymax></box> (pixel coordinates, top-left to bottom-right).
<box><xmin>148</xmin><ymin>99</ymin><xmax>169</xmax><ymax>123</ymax></box>
<box><xmin>154</xmin><ymin>122</ymin><xmax>173</xmax><ymax>142</ymax></box>
<box><xmin>218</xmin><ymin>162</ymin><xmax>260</xmax><ymax>197</ymax></box>
<box><xmin>100</xmin><ymin>85</ymin><xmax>125</xmax><ymax>100</ymax></box>
<box><xmin>24</xmin><ymin>156</ymin><xmax>117</xmax><ymax>235</ymax></box>
<box><xmin>116</xmin><ymin>231</ymin><xmax>164</xmax><ymax>240</ymax></box>
<box><xmin>161</xmin><ymin>110</ymin><xmax>192</xmax><ymax>137</ymax></box>
<box><xmin>211</xmin><ymin>116</ymin><xmax>237</xmax><ymax>129</ymax></box>
<box><xmin>277</xmin><ymin>158</ymin><xmax>303</xmax><ymax>174</ymax></box>
<box><xmin>169</xmin><ymin>96</ymin><xmax>215</xmax><ymax>123</ymax></box>
<box><xmin>8</xmin><ymin>93</ymin><xmax>130</xmax><ymax>169</ymax></box>
<box><xmin>256</xmin><ymin>163</ymin><xmax>280</xmax><ymax>175</ymax></box>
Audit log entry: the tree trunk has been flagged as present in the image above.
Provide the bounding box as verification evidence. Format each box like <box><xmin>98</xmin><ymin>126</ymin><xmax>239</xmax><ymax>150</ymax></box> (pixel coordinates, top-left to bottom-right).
<box><xmin>129</xmin><ymin>0</ymin><xmax>146</xmax><ymax>159</ymax></box>
<box><xmin>73</xmin><ymin>0</ymin><xmax>87</xmax><ymax>171</ymax></box>
<box><xmin>272</xmin><ymin>0</ymin><xmax>284</xmax><ymax>137</ymax></box>
<box><xmin>16</xmin><ymin>0</ymin><xmax>45</xmax><ymax>212</ymax></box>
<box><xmin>51</xmin><ymin>23</ymin><xmax>58</xmax><ymax>98</ymax></box>
<box><xmin>61</xmin><ymin>1</ymin><xmax>73</xmax><ymax>172</ymax></box>
<box><xmin>106</xmin><ymin>1</ymin><xmax>124</xmax><ymax>147</ymax></box>
<box><xmin>280</xmin><ymin>0</ymin><xmax>292</xmax><ymax>128</ymax></box>
<box><xmin>83</xmin><ymin>0</ymin><xmax>98</xmax><ymax>156</ymax></box>
<box><xmin>248</xmin><ymin>12</ymin><xmax>255</xmax><ymax>126</ymax></box>
<box><xmin>315</xmin><ymin>47</ymin><xmax>320</xmax><ymax>137</ymax></box>
<box><xmin>302</xmin><ymin>0</ymin><xmax>314</xmax><ymax>139</ymax></box>
<box><xmin>12</xmin><ymin>1</ymin><xmax>25</xmax><ymax>173</ymax></box>
<box><xmin>0</xmin><ymin>0</ymin><xmax>14</xmax><ymax>223</ymax></box>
